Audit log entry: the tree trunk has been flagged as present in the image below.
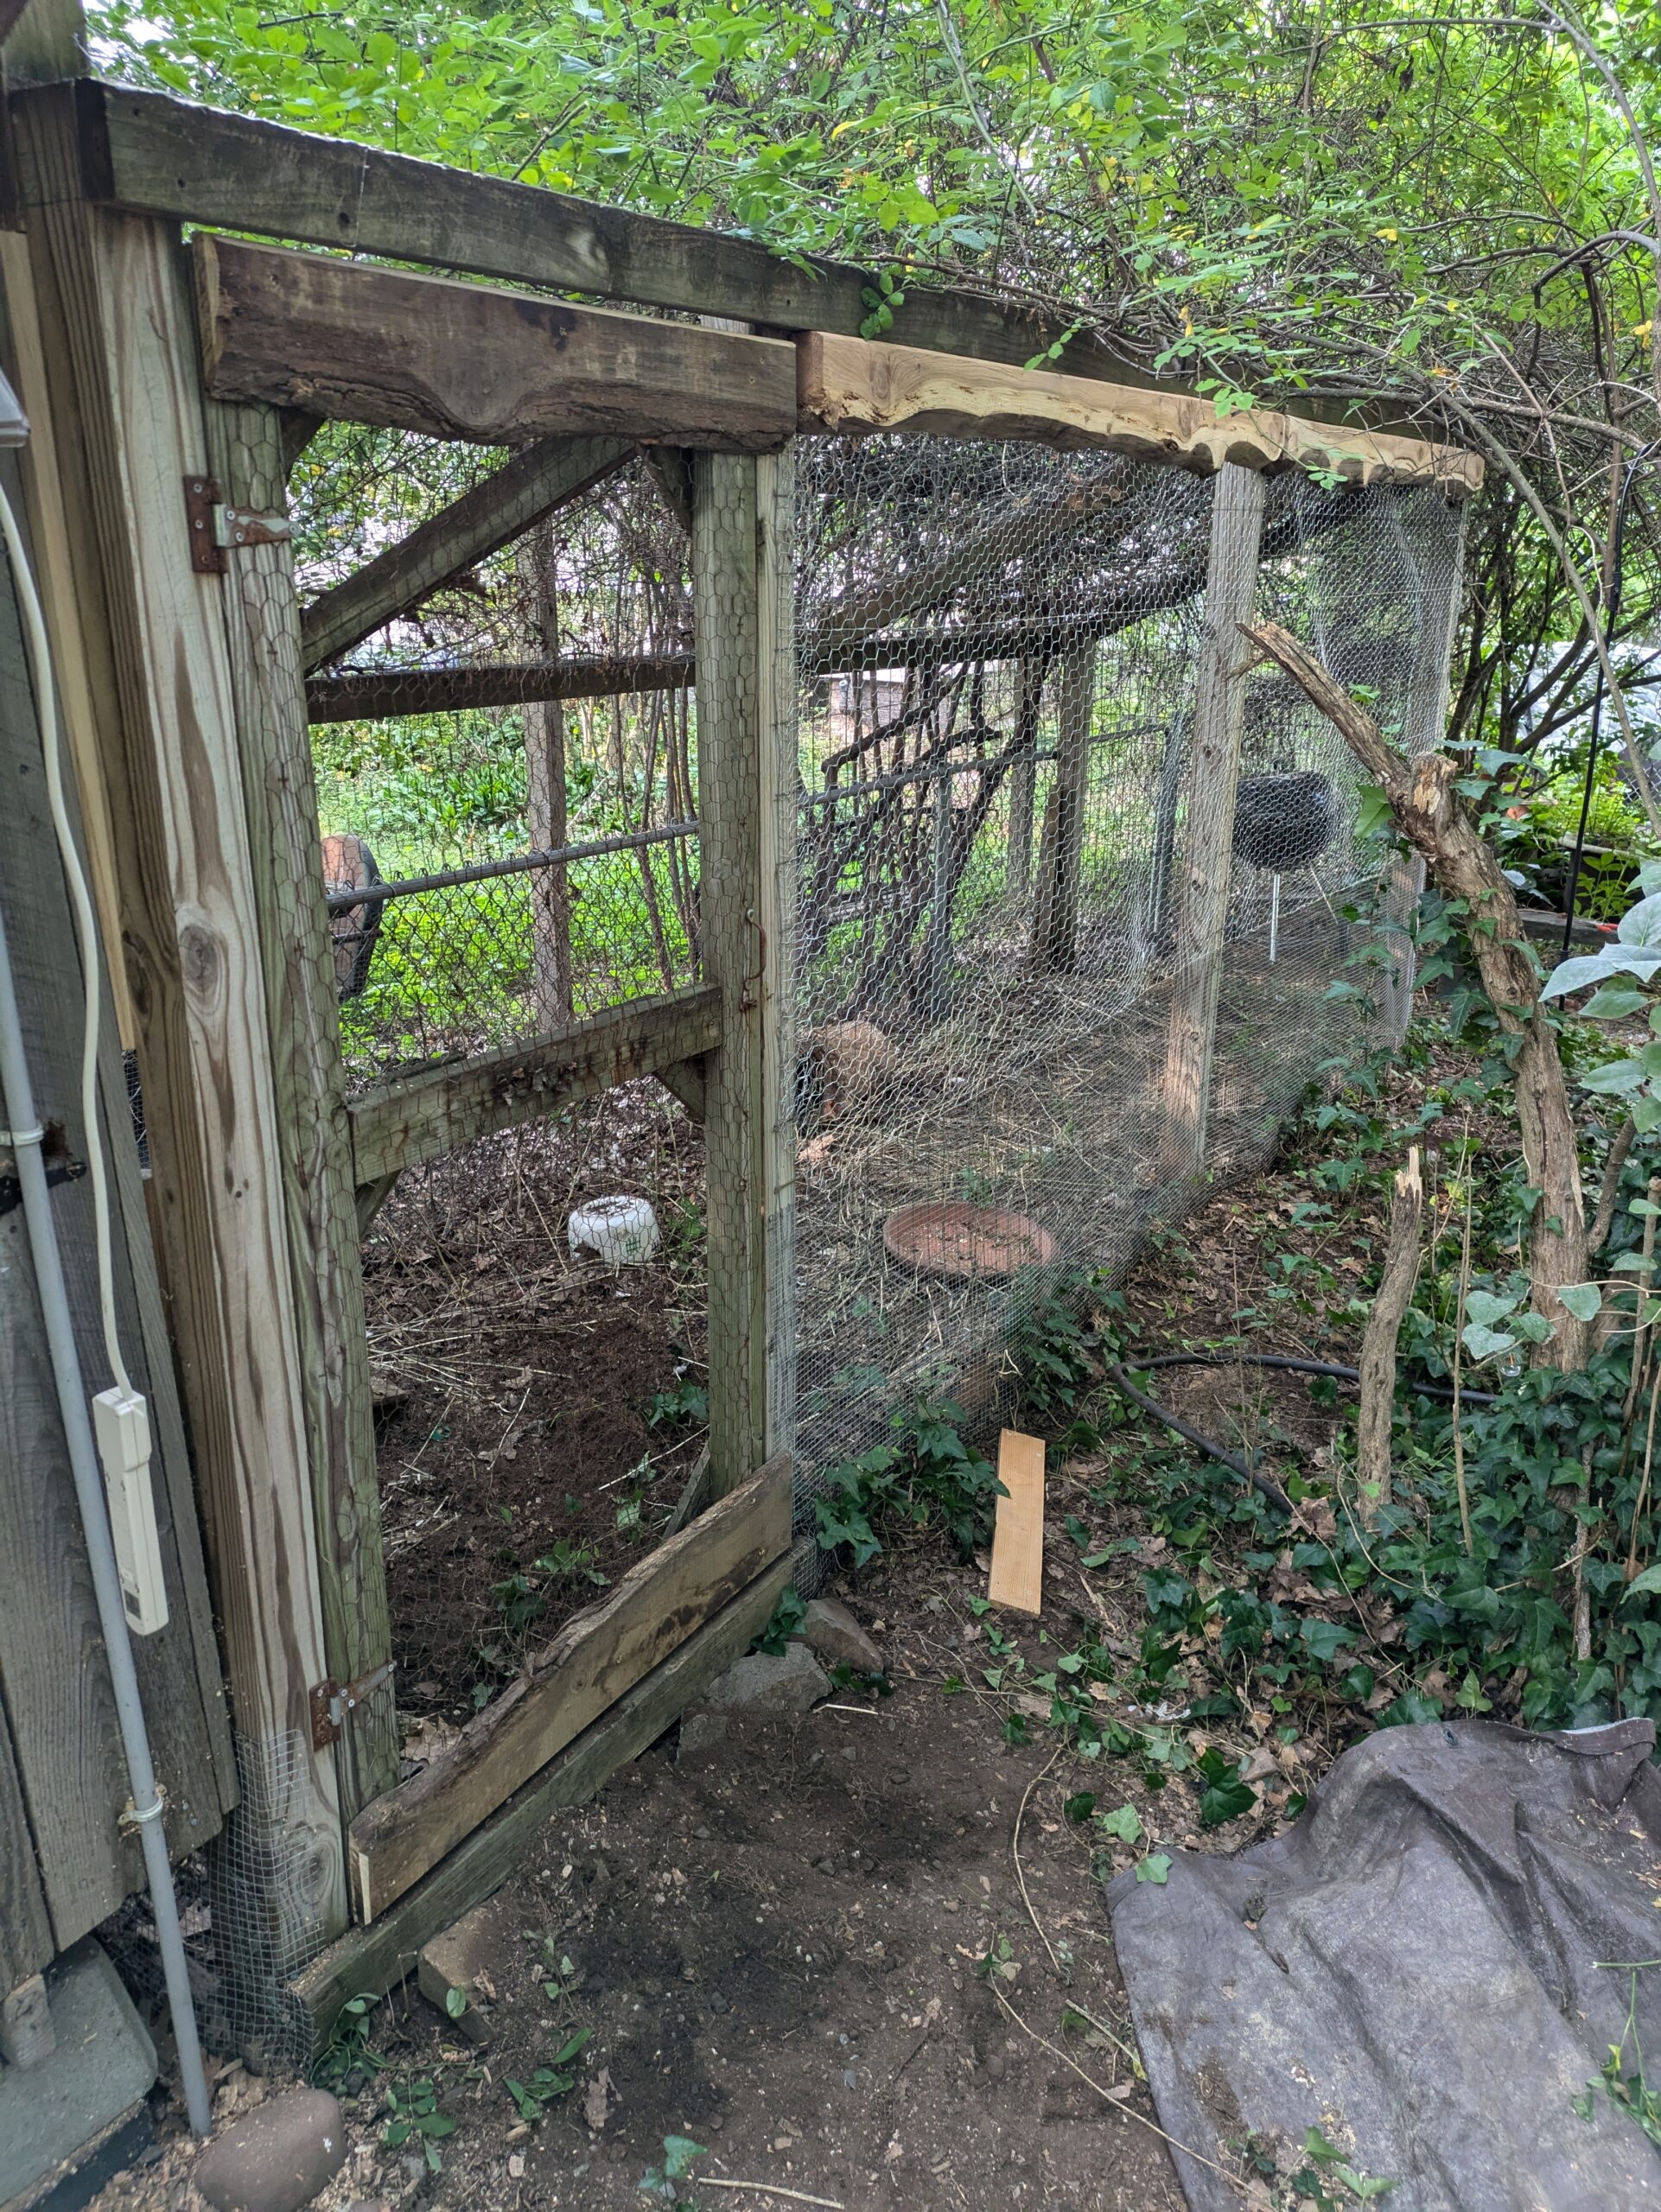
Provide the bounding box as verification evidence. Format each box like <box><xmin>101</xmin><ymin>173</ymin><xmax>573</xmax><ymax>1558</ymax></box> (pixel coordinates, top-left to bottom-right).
<box><xmin>1241</xmin><ymin>620</ymin><xmax>1590</xmax><ymax>1370</ymax></box>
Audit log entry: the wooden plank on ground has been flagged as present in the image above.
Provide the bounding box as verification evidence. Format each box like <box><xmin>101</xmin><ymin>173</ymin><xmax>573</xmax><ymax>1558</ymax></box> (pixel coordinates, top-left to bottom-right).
<box><xmin>192</xmin><ymin>235</ymin><xmax>797</xmax><ymax>451</ymax></box>
<box><xmin>349</xmin><ymin>984</ymin><xmax>722</xmax><ymax>1185</ymax></box>
<box><xmin>287</xmin><ymin>1553</ymin><xmax>791</xmax><ymax>2045</ymax></box>
<box><xmin>988</xmin><ymin>1430</ymin><xmax>1045</xmax><ymax>1617</ymax></box>
<box><xmin>300</xmin><ymin>435</ymin><xmax>632</xmax><ymax>672</ymax></box>
<box><xmin>797</xmin><ymin>331</ymin><xmax>1484</xmax><ymax>490</ymax></box>
<box><xmin>347</xmin><ymin>1455</ymin><xmax>792</xmax><ymax>1922</ymax></box>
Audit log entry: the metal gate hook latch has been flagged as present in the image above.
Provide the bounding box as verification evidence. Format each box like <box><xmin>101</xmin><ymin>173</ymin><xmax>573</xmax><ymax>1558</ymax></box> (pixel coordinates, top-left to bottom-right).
<box><xmin>310</xmin><ymin>1662</ymin><xmax>397</xmax><ymax>1749</ymax></box>
<box><xmin>184</xmin><ymin>477</ymin><xmax>293</xmax><ymax>575</ymax></box>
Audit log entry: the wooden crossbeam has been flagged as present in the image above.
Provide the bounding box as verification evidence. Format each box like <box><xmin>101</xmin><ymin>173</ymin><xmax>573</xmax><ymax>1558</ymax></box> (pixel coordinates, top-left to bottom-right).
<box><xmin>300</xmin><ymin>435</ymin><xmax>633</xmax><ymax>671</ymax></box>
<box><xmin>347</xmin><ymin>1454</ymin><xmax>792</xmax><ymax>1921</ymax></box>
<box><xmin>797</xmin><ymin>332</ymin><xmax>1483</xmax><ymax>489</ymax></box>
<box><xmin>193</xmin><ymin>235</ymin><xmax>798</xmax><ymax>450</ymax></box>
<box><xmin>46</xmin><ymin>78</ymin><xmax>1209</xmax><ymax>412</ymax></box>
<box><xmin>306</xmin><ymin>654</ymin><xmax>695</xmax><ymax>724</ymax></box>
<box><xmin>348</xmin><ymin>985</ymin><xmax>722</xmax><ymax>1185</ymax></box>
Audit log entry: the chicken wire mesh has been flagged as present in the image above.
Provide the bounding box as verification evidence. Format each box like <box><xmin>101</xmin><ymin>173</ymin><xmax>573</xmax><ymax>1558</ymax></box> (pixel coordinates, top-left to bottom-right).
<box><xmin>787</xmin><ymin>440</ymin><xmax>1466</xmax><ymax>1498</ymax></box>
<box><xmin>291</xmin><ymin>422</ymin><xmax>1465</xmax><ymax>1678</ymax></box>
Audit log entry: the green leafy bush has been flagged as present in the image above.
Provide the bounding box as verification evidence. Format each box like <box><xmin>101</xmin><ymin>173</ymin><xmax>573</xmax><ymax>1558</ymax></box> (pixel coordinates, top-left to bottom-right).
<box><xmin>815</xmin><ymin>1395</ymin><xmax>1003</xmax><ymax>1567</ymax></box>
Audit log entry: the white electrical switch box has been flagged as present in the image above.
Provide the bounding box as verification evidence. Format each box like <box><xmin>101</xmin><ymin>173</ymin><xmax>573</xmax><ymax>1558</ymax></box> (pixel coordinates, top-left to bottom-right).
<box><xmin>92</xmin><ymin>1387</ymin><xmax>169</xmax><ymax>1636</ymax></box>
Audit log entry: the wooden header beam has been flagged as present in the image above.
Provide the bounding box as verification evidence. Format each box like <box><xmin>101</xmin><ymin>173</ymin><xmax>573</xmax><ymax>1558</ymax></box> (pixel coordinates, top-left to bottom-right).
<box><xmin>23</xmin><ymin>78</ymin><xmax>1430</xmax><ymax>439</ymax></box>
<box><xmin>194</xmin><ymin>236</ymin><xmax>796</xmax><ymax>451</ymax></box>
<box><xmin>798</xmin><ymin>332</ymin><xmax>1484</xmax><ymax>491</ymax></box>
<box><xmin>34</xmin><ymin>80</ymin><xmax>1168</xmax><ymax>397</ymax></box>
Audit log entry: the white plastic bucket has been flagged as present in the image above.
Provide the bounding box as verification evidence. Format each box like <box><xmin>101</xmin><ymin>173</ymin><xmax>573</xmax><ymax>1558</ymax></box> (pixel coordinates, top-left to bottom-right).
<box><xmin>568</xmin><ymin>1195</ymin><xmax>660</xmax><ymax>1268</ymax></box>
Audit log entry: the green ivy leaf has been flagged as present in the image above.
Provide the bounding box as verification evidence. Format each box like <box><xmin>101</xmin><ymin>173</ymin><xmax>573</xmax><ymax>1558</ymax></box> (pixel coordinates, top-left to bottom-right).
<box><xmin>1135</xmin><ymin>1852</ymin><xmax>1172</xmax><ymax>1884</ymax></box>
<box><xmin>1097</xmin><ymin>1802</ymin><xmax>1143</xmax><ymax>1844</ymax></box>
<box><xmin>1557</xmin><ymin>1282</ymin><xmax>1602</xmax><ymax>1321</ymax></box>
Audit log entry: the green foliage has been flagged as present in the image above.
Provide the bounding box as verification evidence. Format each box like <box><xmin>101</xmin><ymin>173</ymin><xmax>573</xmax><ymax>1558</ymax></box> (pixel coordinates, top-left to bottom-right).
<box><xmin>640</xmin><ymin>2135</ymin><xmax>707</xmax><ymax>2208</ymax></box>
<box><xmin>649</xmin><ymin>1375</ymin><xmax>710</xmax><ymax>1430</ymax></box>
<box><xmin>313</xmin><ymin>1992</ymin><xmax>385</xmax><ymax>2093</ymax></box>
<box><xmin>751</xmin><ymin>1584</ymin><xmax>808</xmax><ymax>1656</ymax></box>
<box><xmin>381</xmin><ymin>2075</ymin><xmax>455</xmax><ymax>2172</ymax></box>
<box><xmin>1576</xmin><ymin>1968</ymin><xmax>1661</xmax><ymax>2152</ymax></box>
<box><xmin>506</xmin><ymin>2031</ymin><xmax>591</xmax><ymax>2123</ymax></box>
<box><xmin>1004</xmin><ymin>1269</ymin><xmax>1102</xmax><ymax>1422</ymax></box>
<box><xmin>814</xmin><ymin>1395</ymin><xmax>1003</xmax><ymax>1567</ymax></box>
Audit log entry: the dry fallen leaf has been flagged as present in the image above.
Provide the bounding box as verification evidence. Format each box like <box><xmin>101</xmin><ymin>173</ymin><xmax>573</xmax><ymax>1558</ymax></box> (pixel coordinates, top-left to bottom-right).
<box><xmin>583</xmin><ymin>2068</ymin><xmax>614</xmax><ymax>2132</ymax></box>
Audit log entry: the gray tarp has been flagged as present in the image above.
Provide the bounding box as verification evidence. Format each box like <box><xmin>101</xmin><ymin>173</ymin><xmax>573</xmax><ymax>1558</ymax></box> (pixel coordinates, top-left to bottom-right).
<box><xmin>1107</xmin><ymin>1719</ymin><xmax>1661</xmax><ymax>2210</ymax></box>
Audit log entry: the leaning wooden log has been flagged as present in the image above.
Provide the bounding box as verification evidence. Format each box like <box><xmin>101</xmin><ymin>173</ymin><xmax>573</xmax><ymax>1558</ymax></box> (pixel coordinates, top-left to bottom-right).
<box><xmin>1240</xmin><ymin>619</ymin><xmax>1590</xmax><ymax>1369</ymax></box>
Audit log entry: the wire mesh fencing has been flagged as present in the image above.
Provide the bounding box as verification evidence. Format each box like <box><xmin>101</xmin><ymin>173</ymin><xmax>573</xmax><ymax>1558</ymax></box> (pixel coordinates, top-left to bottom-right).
<box><xmin>786</xmin><ymin>440</ymin><xmax>1467</xmax><ymax>1502</ymax></box>
<box><xmin>292</xmin><ymin>419</ymin><xmax>1466</xmax><ymax>1594</ymax></box>
<box><xmin>299</xmin><ymin>437</ymin><xmax>700</xmax><ymax>1088</ymax></box>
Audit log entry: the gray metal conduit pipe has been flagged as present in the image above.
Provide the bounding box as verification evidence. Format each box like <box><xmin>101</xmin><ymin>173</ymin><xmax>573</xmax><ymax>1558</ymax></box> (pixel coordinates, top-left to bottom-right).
<box><xmin>0</xmin><ymin>912</ymin><xmax>213</xmax><ymax>2133</ymax></box>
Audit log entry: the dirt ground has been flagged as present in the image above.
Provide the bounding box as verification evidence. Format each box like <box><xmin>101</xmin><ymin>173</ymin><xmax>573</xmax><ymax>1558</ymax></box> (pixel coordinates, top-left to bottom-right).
<box><xmin>364</xmin><ymin>1082</ymin><xmax>710</xmax><ymax>1722</ymax></box>
<box><xmin>100</xmin><ymin>1560</ymin><xmax>1193</xmax><ymax>2212</ymax></box>
<box><xmin>88</xmin><ymin>1026</ymin><xmax>1492</xmax><ymax>2212</ymax></box>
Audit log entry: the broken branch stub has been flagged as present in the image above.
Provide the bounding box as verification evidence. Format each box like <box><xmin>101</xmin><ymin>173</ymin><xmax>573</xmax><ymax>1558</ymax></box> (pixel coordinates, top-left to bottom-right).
<box><xmin>1355</xmin><ymin>1147</ymin><xmax>1423</xmax><ymax>1523</ymax></box>
<box><xmin>1238</xmin><ymin>620</ymin><xmax>1590</xmax><ymax>1370</ymax></box>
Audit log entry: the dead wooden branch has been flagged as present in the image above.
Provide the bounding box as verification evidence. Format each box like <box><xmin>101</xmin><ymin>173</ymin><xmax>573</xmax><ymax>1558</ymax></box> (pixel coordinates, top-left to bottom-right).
<box><xmin>1355</xmin><ymin>1147</ymin><xmax>1423</xmax><ymax>1523</ymax></box>
<box><xmin>1240</xmin><ymin>619</ymin><xmax>1591</xmax><ymax>1369</ymax></box>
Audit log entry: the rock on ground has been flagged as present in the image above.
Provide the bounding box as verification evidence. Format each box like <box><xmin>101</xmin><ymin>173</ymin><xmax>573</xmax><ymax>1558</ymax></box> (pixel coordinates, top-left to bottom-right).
<box><xmin>801</xmin><ymin>1596</ymin><xmax>883</xmax><ymax>1675</ymax></box>
<box><xmin>699</xmin><ymin>1641</ymin><xmax>830</xmax><ymax>1715</ymax></box>
<box><xmin>192</xmin><ymin>2089</ymin><xmax>347</xmax><ymax>2212</ymax></box>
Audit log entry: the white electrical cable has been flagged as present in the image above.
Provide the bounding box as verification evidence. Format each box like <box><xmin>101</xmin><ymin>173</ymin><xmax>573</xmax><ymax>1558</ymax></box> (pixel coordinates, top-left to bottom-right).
<box><xmin>0</xmin><ymin>478</ymin><xmax>132</xmax><ymax>1399</ymax></box>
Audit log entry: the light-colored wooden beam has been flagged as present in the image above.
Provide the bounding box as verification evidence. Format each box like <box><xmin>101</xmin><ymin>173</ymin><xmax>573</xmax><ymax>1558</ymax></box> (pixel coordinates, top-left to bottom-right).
<box><xmin>299</xmin><ymin>434</ymin><xmax>632</xmax><ymax>673</ymax></box>
<box><xmin>347</xmin><ymin>1455</ymin><xmax>791</xmax><ymax>1922</ymax></box>
<box><xmin>192</xmin><ymin>234</ymin><xmax>797</xmax><ymax>452</ymax></box>
<box><xmin>12</xmin><ymin>93</ymin><xmax>348</xmax><ymax>1960</ymax></box>
<box><xmin>797</xmin><ymin>330</ymin><xmax>1483</xmax><ymax>491</ymax></box>
<box><xmin>348</xmin><ymin>984</ymin><xmax>722</xmax><ymax>1185</ymax></box>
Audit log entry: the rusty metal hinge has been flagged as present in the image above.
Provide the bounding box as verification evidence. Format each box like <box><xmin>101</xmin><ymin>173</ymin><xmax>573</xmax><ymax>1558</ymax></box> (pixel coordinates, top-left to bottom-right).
<box><xmin>184</xmin><ymin>476</ymin><xmax>292</xmax><ymax>575</ymax></box>
<box><xmin>310</xmin><ymin>1661</ymin><xmax>396</xmax><ymax>1749</ymax></box>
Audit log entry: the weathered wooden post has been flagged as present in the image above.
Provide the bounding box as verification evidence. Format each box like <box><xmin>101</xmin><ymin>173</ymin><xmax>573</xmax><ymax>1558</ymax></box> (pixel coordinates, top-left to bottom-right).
<box><xmin>691</xmin><ymin>448</ymin><xmax>797</xmax><ymax>1493</ymax></box>
<box><xmin>519</xmin><ymin>523</ymin><xmax>576</xmax><ymax>1027</ymax></box>
<box><xmin>1031</xmin><ymin>642</ymin><xmax>1095</xmax><ymax>971</ymax></box>
<box><xmin>204</xmin><ymin>396</ymin><xmax>398</xmax><ymax>1821</ymax></box>
<box><xmin>1005</xmin><ymin>657</ymin><xmax>1046</xmax><ymax>905</ymax></box>
<box><xmin>1158</xmin><ymin>463</ymin><xmax>1266</xmax><ymax>1174</ymax></box>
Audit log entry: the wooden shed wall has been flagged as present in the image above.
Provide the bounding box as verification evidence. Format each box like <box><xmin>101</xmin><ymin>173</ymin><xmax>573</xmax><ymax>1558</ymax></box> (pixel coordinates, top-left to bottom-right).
<box><xmin>0</xmin><ymin>425</ymin><xmax>235</xmax><ymax>1977</ymax></box>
